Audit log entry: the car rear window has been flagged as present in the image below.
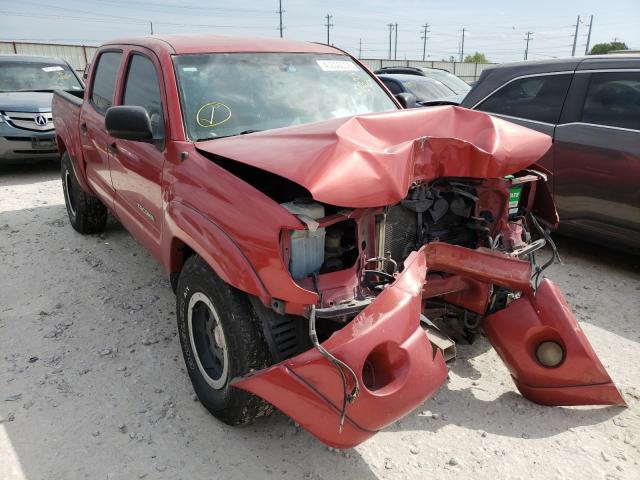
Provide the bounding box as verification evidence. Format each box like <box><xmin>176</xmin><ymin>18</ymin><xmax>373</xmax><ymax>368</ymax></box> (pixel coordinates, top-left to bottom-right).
<box><xmin>477</xmin><ymin>73</ymin><xmax>572</xmax><ymax>124</ymax></box>
<box><xmin>91</xmin><ymin>51</ymin><xmax>122</xmax><ymax>113</ymax></box>
<box><xmin>581</xmin><ymin>72</ymin><xmax>640</xmax><ymax>131</ymax></box>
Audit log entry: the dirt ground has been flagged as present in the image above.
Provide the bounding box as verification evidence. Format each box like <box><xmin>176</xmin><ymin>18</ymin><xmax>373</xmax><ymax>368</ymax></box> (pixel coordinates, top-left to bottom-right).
<box><xmin>1</xmin><ymin>160</ymin><xmax>639</xmax><ymax>480</ymax></box>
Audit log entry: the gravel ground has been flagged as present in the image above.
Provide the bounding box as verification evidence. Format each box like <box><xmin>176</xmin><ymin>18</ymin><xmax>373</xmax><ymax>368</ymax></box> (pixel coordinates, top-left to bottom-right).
<box><xmin>1</xmin><ymin>161</ymin><xmax>639</xmax><ymax>480</ymax></box>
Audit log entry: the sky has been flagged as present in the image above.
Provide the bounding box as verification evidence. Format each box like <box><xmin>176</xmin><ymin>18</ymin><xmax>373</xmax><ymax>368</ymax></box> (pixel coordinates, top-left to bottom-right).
<box><xmin>1</xmin><ymin>0</ymin><xmax>639</xmax><ymax>63</ymax></box>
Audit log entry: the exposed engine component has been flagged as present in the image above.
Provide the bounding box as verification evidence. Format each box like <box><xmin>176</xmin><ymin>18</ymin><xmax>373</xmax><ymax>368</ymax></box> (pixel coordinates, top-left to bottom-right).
<box><xmin>384</xmin><ymin>181</ymin><xmax>480</xmax><ymax>267</ymax></box>
<box><xmin>281</xmin><ymin>200</ymin><xmax>326</xmax><ymax>279</ymax></box>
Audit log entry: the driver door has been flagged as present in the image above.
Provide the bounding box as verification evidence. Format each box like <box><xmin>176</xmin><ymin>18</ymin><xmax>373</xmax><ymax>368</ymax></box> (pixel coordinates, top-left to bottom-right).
<box><xmin>108</xmin><ymin>49</ymin><xmax>167</xmax><ymax>261</ymax></box>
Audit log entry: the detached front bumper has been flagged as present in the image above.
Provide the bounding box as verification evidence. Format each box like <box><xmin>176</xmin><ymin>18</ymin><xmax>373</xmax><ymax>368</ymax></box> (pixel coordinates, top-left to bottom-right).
<box><xmin>233</xmin><ymin>243</ymin><xmax>624</xmax><ymax>448</ymax></box>
<box><xmin>233</xmin><ymin>246</ymin><xmax>448</xmax><ymax>448</ymax></box>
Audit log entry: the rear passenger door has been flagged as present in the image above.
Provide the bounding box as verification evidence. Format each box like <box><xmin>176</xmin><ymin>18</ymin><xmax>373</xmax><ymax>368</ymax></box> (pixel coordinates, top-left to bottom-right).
<box><xmin>553</xmin><ymin>70</ymin><xmax>640</xmax><ymax>246</ymax></box>
<box><xmin>473</xmin><ymin>73</ymin><xmax>573</xmax><ymax>173</ymax></box>
<box><xmin>80</xmin><ymin>50</ymin><xmax>123</xmax><ymax>203</ymax></box>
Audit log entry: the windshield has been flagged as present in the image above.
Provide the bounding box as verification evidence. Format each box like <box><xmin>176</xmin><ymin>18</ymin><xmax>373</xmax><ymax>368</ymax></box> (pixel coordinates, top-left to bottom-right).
<box><xmin>173</xmin><ymin>53</ymin><xmax>397</xmax><ymax>141</ymax></box>
<box><xmin>422</xmin><ymin>70</ymin><xmax>470</xmax><ymax>95</ymax></box>
<box><xmin>0</xmin><ymin>61</ymin><xmax>82</xmax><ymax>92</ymax></box>
<box><xmin>403</xmin><ymin>78</ymin><xmax>455</xmax><ymax>101</ymax></box>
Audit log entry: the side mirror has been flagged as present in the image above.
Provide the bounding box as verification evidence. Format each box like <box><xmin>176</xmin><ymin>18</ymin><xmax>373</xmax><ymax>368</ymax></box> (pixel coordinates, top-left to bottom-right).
<box><xmin>105</xmin><ymin>105</ymin><xmax>153</xmax><ymax>142</ymax></box>
<box><xmin>395</xmin><ymin>92</ymin><xmax>417</xmax><ymax>109</ymax></box>
<box><xmin>83</xmin><ymin>63</ymin><xmax>91</xmax><ymax>80</ymax></box>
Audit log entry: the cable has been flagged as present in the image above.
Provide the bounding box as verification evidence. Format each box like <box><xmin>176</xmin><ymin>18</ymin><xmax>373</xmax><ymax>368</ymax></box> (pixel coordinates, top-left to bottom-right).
<box><xmin>308</xmin><ymin>306</ymin><xmax>359</xmax><ymax>433</ymax></box>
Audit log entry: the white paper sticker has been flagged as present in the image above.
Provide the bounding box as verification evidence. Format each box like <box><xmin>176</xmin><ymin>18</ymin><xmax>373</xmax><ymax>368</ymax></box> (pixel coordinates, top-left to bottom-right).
<box><xmin>42</xmin><ymin>66</ymin><xmax>64</xmax><ymax>72</ymax></box>
<box><xmin>316</xmin><ymin>60</ymin><xmax>358</xmax><ymax>72</ymax></box>
<box><xmin>182</xmin><ymin>67</ymin><xmax>198</xmax><ymax>72</ymax></box>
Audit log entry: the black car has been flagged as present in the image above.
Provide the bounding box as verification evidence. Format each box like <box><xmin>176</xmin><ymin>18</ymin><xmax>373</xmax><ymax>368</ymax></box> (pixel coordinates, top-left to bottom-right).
<box><xmin>377</xmin><ymin>73</ymin><xmax>462</xmax><ymax>106</ymax></box>
<box><xmin>375</xmin><ymin>66</ymin><xmax>471</xmax><ymax>95</ymax></box>
<box><xmin>460</xmin><ymin>55</ymin><xmax>640</xmax><ymax>252</ymax></box>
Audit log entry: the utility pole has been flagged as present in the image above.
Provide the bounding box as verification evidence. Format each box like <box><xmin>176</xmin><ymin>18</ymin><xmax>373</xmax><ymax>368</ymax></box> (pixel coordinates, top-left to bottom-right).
<box><xmin>277</xmin><ymin>0</ymin><xmax>284</xmax><ymax>38</ymax></box>
<box><xmin>358</xmin><ymin>38</ymin><xmax>362</xmax><ymax>59</ymax></box>
<box><xmin>584</xmin><ymin>15</ymin><xmax>594</xmax><ymax>55</ymax></box>
<box><xmin>387</xmin><ymin>23</ymin><xmax>395</xmax><ymax>59</ymax></box>
<box><xmin>524</xmin><ymin>31</ymin><xmax>533</xmax><ymax>60</ymax></box>
<box><xmin>325</xmin><ymin>14</ymin><xmax>333</xmax><ymax>45</ymax></box>
<box><xmin>394</xmin><ymin>23</ymin><xmax>398</xmax><ymax>60</ymax></box>
<box><xmin>571</xmin><ymin>15</ymin><xmax>580</xmax><ymax>56</ymax></box>
<box><xmin>149</xmin><ymin>21</ymin><xmax>154</xmax><ymax>35</ymax></box>
<box><xmin>460</xmin><ymin>28</ymin><xmax>466</xmax><ymax>62</ymax></box>
<box><xmin>421</xmin><ymin>23</ymin><xmax>430</xmax><ymax>61</ymax></box>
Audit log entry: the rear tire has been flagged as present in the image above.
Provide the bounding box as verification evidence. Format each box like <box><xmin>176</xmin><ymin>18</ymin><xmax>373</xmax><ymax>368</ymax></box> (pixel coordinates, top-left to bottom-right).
<box><xmin>176</xmin><ymin>255</ymin><xmax>273</xmax><ymax>425</ymax></box>
<box><xmin>61</xmin><ymin>152</ymin><xmax>107</xmax><ymax>234</ymax></box>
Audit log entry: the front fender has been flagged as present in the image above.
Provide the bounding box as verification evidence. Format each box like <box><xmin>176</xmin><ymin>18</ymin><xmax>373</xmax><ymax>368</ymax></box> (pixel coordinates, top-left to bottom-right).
<box><xmin>163</xmin><ymin>200</ymin><xmax>270</xmax><ymax>303</ymax></box>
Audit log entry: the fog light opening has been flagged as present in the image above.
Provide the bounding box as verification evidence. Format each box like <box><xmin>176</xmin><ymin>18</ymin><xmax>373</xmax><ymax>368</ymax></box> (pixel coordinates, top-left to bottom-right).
<box><xmin>536</xmin><ymin>341</ymin><xmax>564</xmax><ymax>368</ymax></box>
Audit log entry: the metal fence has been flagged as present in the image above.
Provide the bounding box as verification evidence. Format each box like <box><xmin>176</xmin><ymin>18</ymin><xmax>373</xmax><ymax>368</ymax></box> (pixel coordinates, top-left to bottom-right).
<box><xmin>358</xmin><ymin>59</ymin><xmax>496</xmax><ymax>83</ymax></box>
<box><xmin>0</xmin><ymin>41</ymin><xmax>98</xmax><ymax>72</ymax></box>
<box><xmin>0</xmin><ymin>41</ymin><xmax>495</xmax><ymax>83</ymax></box>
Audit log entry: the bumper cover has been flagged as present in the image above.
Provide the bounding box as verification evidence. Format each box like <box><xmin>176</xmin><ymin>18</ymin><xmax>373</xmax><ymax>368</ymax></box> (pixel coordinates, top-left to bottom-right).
<box><xmin>233</xmin><ymin>243</ymin><xmax>623</xmax><ymax>448</ymax></box>
<box><xmin>233</xmin><ymin>246</ymin><xmax>448</xmax><ymax>448</ymax></box>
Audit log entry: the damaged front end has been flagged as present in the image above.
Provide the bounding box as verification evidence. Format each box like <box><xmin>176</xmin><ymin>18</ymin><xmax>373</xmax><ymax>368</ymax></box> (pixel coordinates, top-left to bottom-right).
<box><xmin>202</xmin><ymin>107</ymin><xmax>625</xmax><ymax>448</ymax></box>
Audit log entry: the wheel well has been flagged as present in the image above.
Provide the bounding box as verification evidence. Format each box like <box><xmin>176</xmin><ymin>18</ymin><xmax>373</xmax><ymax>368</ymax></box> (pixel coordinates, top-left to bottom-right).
<box><xmin>169</xmin><ymin>238</ymin><xmax>196</xmax><ymax>292</ymax></box>
<box><xmin>56</xmin><ymin>136</ymin><xmax>67</xmax><ymax>156</ymax></box>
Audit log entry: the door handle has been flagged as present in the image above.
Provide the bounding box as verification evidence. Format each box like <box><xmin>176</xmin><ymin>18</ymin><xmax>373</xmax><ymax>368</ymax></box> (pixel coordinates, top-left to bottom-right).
<box><xmin>80</xmin><ymin>122</ymin><xmax>88</xmax><ymax>133</ymax></box>
<box><xmin>107</xmin><ymin>142</ymin><xmax>118</xmax><ymax>154</ymax></box>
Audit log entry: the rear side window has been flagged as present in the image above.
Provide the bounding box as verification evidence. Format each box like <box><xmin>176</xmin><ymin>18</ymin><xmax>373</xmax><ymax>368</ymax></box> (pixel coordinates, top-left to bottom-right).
<box><xmin>90</xmin><ymin>51</ymin><xmax>122</xmax><ymax>113</ymax></box>
<box><xmin>581</xmin><ymin>72</ymin><xmax>640</xmax><ymax>131</ymax></box>
<box><xmin>123</xmin><ymin>54</ymin><xmax>165</xmax><ymax>143</ymax></box>
<box><xmin>477</xmin><ymin>74</ymin><xmax>572</xmax><ymax>124</ymax></box>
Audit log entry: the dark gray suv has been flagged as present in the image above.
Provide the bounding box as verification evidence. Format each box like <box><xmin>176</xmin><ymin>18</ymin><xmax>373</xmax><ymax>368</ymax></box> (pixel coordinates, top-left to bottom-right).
<box><xmin>461</xmin><ymin>55</ymin><xmax>640</xmax><ymax>253</ymax></box>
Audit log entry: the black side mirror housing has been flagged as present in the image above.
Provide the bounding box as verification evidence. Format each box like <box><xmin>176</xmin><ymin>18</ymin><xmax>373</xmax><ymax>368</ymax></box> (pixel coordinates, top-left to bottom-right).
<box><xmin>105</xmin><ymin>106</ymin><xmax>153</xmax><ymax>142</ymax></box>
<box><xmin>395</xmin><ymin>92</ymin><xmax>417</xmax><ymax>109</ymax></box>
<box><xmin>83</xmin><ymin>63</ymin><xmax>91</xmax><ymax>80</ymax></box>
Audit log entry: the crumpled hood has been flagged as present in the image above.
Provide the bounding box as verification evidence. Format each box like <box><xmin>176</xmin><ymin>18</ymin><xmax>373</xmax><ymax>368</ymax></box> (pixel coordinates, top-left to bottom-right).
<box><xmin>195</xmin><ymin>106</ymin><xmax>551</xmax><ymax>208</ymax></box>
<box><xmin>0</xmin><ymin>91</ymin><xmax>53</xmax><ymax>112</ymax></box>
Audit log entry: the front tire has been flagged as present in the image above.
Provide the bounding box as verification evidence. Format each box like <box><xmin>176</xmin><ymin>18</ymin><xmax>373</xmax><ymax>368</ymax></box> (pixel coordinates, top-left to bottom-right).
<box><xmin>176</xmin><ymin>255</ymin><xmax>273</xmax><ymax>425</ymax></box>
<box><xmin>61</xmin><ymin>152</ymin><xmax>107</xmax><ymax>234</ymax></box>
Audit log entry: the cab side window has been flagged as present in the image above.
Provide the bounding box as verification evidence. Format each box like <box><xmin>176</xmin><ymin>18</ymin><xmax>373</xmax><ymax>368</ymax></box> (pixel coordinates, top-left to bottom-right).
<box><xmin>581</xmin><ymin>72</ymin><xmax>640</xmax><ymax>131</ymax></box>
<box><xmin>123</xmin><ymin>54</ymin><xmax>165</xmax><ymax>146</ymax></box>
<box><xmin>477</xmin><ymin>74</ymin><xmax>572</xmax><ymax>124</ymax></box>
<box><xmin>91</xmin><ymin>51</ymin><xmax>122</xmax><ymax>113</ymax></box>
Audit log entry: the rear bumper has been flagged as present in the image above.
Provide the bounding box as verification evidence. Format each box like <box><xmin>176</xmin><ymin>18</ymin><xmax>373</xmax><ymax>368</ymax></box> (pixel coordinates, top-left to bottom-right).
<box><xmin>233</xmin><ymin>246</ymin><xmax>448</xmax><ymax>448</ymax></box>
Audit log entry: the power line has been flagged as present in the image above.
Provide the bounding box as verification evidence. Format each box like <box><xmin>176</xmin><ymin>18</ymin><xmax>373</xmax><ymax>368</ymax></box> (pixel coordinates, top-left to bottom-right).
<box><xmin>277</xmin><ymin>0</ymin><xmax>285</xmax><ymax>38</ymax></box>
<box><xmin>571</xmin><ymin>15</ymin><xmax>580</xmax><ymax>56</ymax></box>
<box><xmin>394</xmin><ymin>23</ymin><xmax>398</xmax><ymax>60</ymax></box>
<box><xmin>325</xmin><ymin>14</ymin><xmax>334</xmax><ymax>45</ymax></box>
<box><xmin>421</xmin><ymin>23</ymin><xmax>430</xmax><ymax>60</ymax></box>
<box><xmin>584</xmin><ymin>15</ymin><xmax>594</xmax><ymax>55</ymax></box>
<box><xmin>524</xmin><ymin>31</ymin><xmax>533</xmax><ymax>60</ymax></box>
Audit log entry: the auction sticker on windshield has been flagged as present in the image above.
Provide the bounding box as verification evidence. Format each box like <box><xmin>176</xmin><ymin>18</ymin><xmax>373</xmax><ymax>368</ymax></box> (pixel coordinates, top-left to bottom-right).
<box><xmin>316</xmin><ymin>60</ymin><xmax>358</xmax><ymax>72</ymax></box>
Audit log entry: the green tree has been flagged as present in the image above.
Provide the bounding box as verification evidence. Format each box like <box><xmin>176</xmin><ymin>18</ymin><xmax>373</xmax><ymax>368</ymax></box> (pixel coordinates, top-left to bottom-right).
<box><xmin>464</xmin><ymin>52</ymin><xmax>489</xmax><ymax>63</ymax></box>
<box><xmin>589</xmin><ymin>42</ymin><xmax>628</xmax><ymax>55</ymax></box>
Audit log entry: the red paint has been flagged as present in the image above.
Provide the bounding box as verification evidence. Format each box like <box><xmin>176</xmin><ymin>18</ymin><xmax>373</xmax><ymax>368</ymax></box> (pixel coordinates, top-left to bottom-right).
<box><xmin>484</xmin><ymin>279</ymin><xmax>625</xmax><ymax>406</ymax></box>
<box><xmin>196</xmin><ymin>106</ymin><xmax>552</xmax><ymax>208</ymax></box>
<box><xmin>233</xmin><ymin>247</ymin><xmax>449</xmax><ymax>449</ymax></box>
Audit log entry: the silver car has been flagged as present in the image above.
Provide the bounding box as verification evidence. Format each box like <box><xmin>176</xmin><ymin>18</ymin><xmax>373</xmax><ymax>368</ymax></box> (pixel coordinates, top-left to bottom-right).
<box><xmin>0</xmin><ymin>54</ymin><xmax>83</xmax><ymax>162</ymax></box>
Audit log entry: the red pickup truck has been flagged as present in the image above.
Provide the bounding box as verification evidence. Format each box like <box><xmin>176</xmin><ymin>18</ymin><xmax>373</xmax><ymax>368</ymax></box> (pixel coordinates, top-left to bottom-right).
<box><xmin>52</xmin><ymin>35</ymin><xmax>623</xmax><ymax>449</ymax></box>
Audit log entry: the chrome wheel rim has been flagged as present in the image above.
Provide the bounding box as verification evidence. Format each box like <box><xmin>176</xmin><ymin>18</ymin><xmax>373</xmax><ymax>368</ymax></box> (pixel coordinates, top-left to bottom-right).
<box><xmin>187</xmin><ymin>292</ymin><xmax>229</xmax><ymax>389</ymax></box>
